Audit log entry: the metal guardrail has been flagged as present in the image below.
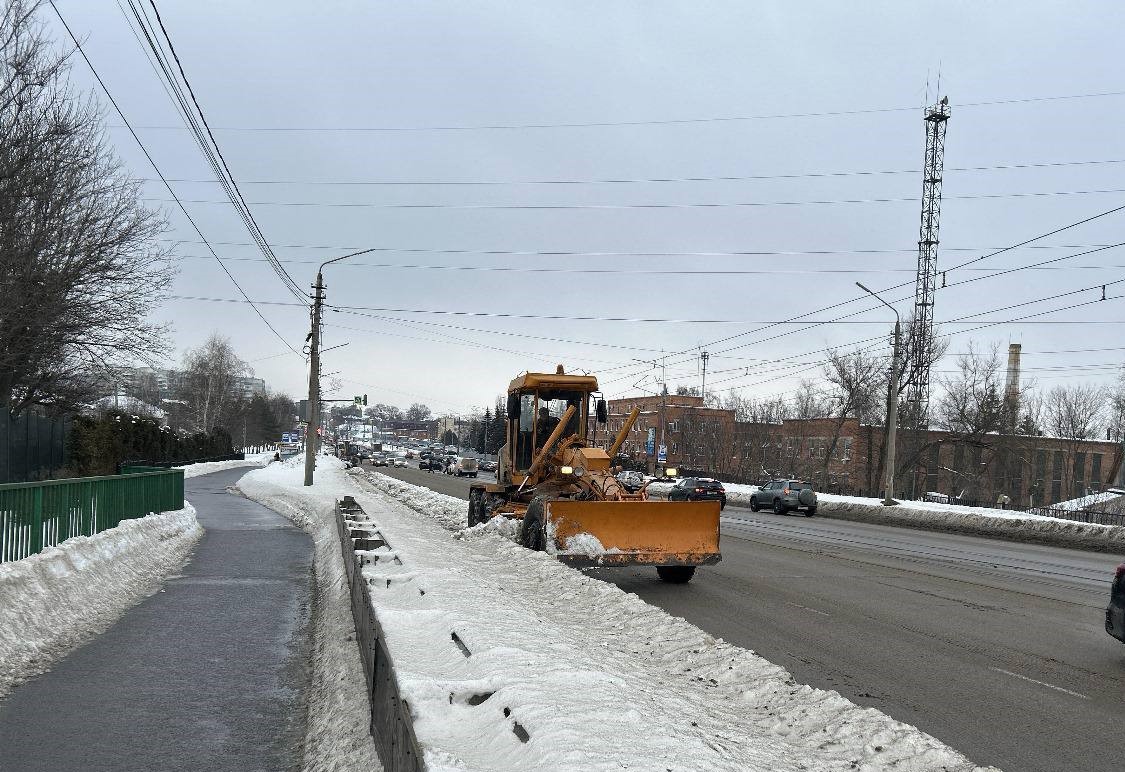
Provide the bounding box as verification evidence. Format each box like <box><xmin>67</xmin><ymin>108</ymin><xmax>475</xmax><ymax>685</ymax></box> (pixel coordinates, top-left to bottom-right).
<box><xmin>335</xmin><ymin>497</ymin><xmax>426</xmax><ymax>772</ymax></box>
<box><xmin>0</xmin><ymin>468</ymin><xmax>185</xmax><ymax>563</ymax></box>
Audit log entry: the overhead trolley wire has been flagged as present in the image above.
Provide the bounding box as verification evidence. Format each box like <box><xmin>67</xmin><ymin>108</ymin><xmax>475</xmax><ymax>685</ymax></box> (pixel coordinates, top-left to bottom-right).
<box><xmin>48</xmin><ymin>1</ymin><xmax>302</xmax><ymax>357</ymax></box>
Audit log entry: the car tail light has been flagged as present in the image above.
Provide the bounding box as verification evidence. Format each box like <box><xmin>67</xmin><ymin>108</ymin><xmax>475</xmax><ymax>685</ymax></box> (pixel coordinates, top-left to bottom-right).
<box><xmin>694</xmin><ymin>487</ymin><xmax>706</xmax><ymax>493</ymax></box>
<box><xmin>783</xmin><ymin>487</ymin><xmax>790</xmax><ymax>494</ymax></box>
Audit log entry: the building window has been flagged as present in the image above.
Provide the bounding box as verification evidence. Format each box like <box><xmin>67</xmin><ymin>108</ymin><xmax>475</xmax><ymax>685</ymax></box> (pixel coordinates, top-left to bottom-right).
<box><xmin>667</xmin><ymin>420</ymin><xmax>679</xmax><ymax>433</ymax></box>
<box><xmin>1074</xmin><ymin>452</ymin><xmax>1086</xmax><ymax>498</ymax></box>
<box><xmin>1051</xmin><ymin>450</ymin><xmax>1064</xmax><ymax>502</ymax></box>
<box><xmin>1092</xmin><ymin>453</ymin><xmax>1103</xmax><ymax>491</ymax></box>
<box><xmin>671</xmin><ymin>442</ymin><xmax>678</xmax><ymax>455</ymax></box>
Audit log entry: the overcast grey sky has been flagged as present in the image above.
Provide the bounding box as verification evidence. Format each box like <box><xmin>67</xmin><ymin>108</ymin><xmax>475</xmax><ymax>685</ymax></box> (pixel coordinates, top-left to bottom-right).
<box><xmin>51</xmin><ymin>1</ymin><xmax>1125</xmax><ymax>415</ymax></box>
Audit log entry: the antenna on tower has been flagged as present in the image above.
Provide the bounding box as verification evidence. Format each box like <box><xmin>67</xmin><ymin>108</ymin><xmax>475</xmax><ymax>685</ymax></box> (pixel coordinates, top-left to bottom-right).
<box><xmin>905</xmin><ymin>94</ymin><xmax>951</xmax><ymax>429</ymax></box>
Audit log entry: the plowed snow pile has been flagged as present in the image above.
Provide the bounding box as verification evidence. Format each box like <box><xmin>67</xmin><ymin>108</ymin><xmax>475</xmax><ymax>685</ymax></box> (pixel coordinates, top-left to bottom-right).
<box><xmin>243</xmin><ymin>461</ymin><xmax>994</xmax><ymax>771</ymax></box>
<box><xmin>0</xmin><ymin>505</ymin><xmax>201</xmax><ymax>697</ymax></box>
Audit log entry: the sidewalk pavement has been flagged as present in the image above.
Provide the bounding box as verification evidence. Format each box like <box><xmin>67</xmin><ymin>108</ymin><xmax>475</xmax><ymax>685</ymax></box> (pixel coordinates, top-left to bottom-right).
<box><xmin>0</xmin><ymin>467</ymin><xmax>313</xmax><ymax>772</ymax></box>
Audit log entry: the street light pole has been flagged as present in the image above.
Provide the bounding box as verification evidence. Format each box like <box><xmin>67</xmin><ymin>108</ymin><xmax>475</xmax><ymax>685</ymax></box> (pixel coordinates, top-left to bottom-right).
<box><xmin>856</xmin><ymin>282</ymin><xmax>901</xmax><ymax>506</ymax></box>
<box><xmin>304</xmin><ymin>247</ymin><xmax>378</xmax><ymax>487</ymax></box>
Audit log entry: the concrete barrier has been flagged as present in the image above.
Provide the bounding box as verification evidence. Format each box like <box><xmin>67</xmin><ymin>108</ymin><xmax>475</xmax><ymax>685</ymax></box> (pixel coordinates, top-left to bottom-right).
<box><xmin>335</xmin><ymin>496</ymin><xmax>425</xmax><ymax>772</ymax></box>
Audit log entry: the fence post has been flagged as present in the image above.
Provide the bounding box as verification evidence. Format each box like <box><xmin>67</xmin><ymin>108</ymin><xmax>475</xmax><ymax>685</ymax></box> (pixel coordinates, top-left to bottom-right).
<box><xmin>30</xmin><ymin>485</ymin><xmax>43</xmax><ymax>555</ymax></box>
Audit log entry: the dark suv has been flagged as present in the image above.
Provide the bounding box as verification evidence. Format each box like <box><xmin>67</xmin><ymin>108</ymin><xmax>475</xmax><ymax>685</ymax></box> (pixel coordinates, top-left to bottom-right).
<box><xmin>668</xmin><ymin>477</ymin><xmax>727</xmax><ymax>509</ymax></box>
<box><xmin>1107</xmin><ymin>563</ymin><xmax>1125</xmax><ymax>643</ymax></box>
<box><xmin>750</xmin><ymin>480</ymin><xmax>817</xmax><ymax>516</ymax></box>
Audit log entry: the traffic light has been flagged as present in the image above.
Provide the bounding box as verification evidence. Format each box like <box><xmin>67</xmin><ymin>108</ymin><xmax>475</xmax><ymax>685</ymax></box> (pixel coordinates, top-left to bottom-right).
<box><xmin>363</xmin><ymin>394</ymin><xmax>368</xmax><ymax>406</ymax></box>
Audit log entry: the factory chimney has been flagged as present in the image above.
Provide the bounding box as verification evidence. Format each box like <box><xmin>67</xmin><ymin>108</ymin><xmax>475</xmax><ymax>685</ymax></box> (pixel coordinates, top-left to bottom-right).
<box><xmin>1005</xmin><ymin>343</ymin><xmax>1022</xmax><ymax>429</ymax></box>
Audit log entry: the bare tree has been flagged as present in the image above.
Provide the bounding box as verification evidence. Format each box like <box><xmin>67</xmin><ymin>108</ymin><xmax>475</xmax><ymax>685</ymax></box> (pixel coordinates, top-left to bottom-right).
<box><xmin>1045</xmin><ymin>383</ymin><xmax>1105</xmax><ymax>442</ymax></box>
<box><xmin>406</xmin><ymin>403</ymin><xmax>432</xmax><ymax>422</ymax></box>
<box><xmin>1044</xmin><ymin>383</ymin><xmax>1106</xmax><ymax>499</ymax></box>
<box><xmin>178</xmin><ymin>334</ymin><xmax>249</xmax><ymax>434</ymax></box>
<box><xmin>364</xmin><ymin>403</ymin><xmax>403</xmax><ymax>422</ymax></box>
<box><xmin>0</xmin><ymin>1</ymin><xmax>173</xmax><ymax>416</ymax></box>
<box><xmin>1109</xmin><ymin>369</ymin><xmax>1125</xmax><ymax>442</ymax></box>
<box><xmin>820</xmin><ymin>347</ymin><xmax>884</xmax><ymax>483</ymax></box>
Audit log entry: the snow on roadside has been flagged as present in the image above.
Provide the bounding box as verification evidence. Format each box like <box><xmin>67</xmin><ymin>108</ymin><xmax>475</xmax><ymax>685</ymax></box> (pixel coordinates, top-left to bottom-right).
<box><xmin>236</xmin><ymin>456</ymin><xmax>383</xmax><ymax>772</ymax></box>
<box><xmin>647</xmin><ymin>480</ymin><xmax>1125</xmax><ymax>552</ymax></box>
<box><xmin>181</xmin><ymin>451</ymin><xmax>274</xmax><ymax>478</ymax></box>
<box><xmin>264</xmin><ymin>466</ymin><xmax>993</xmax><ymax>771</ymax></box>
<box><xmin>0</xmin><ymin>505</ymin><xmax>202</xmax><ymax>698</ymax></box>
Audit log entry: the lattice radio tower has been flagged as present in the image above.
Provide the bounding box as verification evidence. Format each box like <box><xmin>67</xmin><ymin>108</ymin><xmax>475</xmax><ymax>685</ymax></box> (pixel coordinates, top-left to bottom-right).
<box><xmin>905</xmin><ymin>95</ymin><xmax>950</xmax><ymax>428</ymax></box>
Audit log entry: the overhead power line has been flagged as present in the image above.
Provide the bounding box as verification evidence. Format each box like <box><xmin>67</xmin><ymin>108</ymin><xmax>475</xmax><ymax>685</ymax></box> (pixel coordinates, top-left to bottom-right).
<box><xmin>171</xmin><ymin>252</ymin><xmax>1125</xmax><ymax>277</ymax></box>
<box><xmin>122</xmin><ymin>0</ymin><xmax>308</xmax><ymax>305</ymax></box>
<box><xmin>145</xmin><ymin>156</ymin><xmax>1125</xmax><ymax>187</ymax></box>
<box><xmin>116</xmin><ymin>89</ymin><xmax>1125</xmax><ymax>132</ymax></box>
<box><xmin>48</xmin><ymin>1</ymin><xmax>302</xmax><ymax>357</ymax></box>
<box><xmin>155</xmin><ymin>238</ymin><xmax>1119</xmax><ymax>258</ymax></box>
<box><xmin>141</xmin><ymin>186</ymin><xmax>1125</xmax><ymax>211</ymax></box>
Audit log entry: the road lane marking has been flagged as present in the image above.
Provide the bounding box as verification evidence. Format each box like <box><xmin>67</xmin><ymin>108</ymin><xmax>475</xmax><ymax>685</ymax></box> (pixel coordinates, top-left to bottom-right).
<box><xmin>989</xmin><ymin>667</ymin><xmax>1090</xmax><ymax>699</ymax></box>
<box><xmin>786</xmin><ymin>602</ymin><xmax>830</xmax><ymax>616</ymax></box>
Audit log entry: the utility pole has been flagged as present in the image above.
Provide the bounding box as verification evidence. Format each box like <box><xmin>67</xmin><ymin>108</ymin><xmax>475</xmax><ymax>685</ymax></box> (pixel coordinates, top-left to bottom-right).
<box><xmin>700</xmin><ymin>350</ymin><xmax>709</xmax><ymax>404</ymax></box>
<box><xmin>303</xmin><ymin>272</ymin><xmax>325</xmax><ymax>486</ymax></box>
<box><xmin>658</xmin><ymin>351</ymin><xmax>667</xmax><ymax>473</ymax></box>
<box><xmin>857</xmin><ymin>282</ymin><xmax>901</xmax><ymax>505</ymax></box>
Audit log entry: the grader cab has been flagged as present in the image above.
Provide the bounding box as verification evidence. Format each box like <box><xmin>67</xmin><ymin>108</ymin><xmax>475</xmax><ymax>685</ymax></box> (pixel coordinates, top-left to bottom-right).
<box><xmin>468</xmin><ymin>366</ymin><xmax>721</xmax><ymax>583</ymax></box>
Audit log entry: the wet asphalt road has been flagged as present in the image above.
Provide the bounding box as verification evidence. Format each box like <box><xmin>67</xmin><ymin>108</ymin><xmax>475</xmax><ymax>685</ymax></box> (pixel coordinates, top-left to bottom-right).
<box><xmin>0</xmin><ymin>467</ymin><xmax>313</xmax><ymax>772</ymax></box>
<box><xmin>377</xmin><ymin>462</ymin><xmax>1125</xmax><ymax>772</ymax></box>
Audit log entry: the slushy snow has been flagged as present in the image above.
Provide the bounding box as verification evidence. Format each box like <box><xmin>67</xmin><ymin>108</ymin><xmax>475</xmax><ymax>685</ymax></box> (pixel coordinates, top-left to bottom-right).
<box><xmin>241</xmin><ymin>461</ymin><xmax>995</xmax><ymax>771</ymax></box>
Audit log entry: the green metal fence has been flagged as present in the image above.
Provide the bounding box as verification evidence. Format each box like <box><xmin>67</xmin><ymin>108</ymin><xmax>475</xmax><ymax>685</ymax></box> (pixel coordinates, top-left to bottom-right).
<box><xmin>0</xmin><ymin>468</ymin><xmax>184</xmax><ymax>564</ymax></box>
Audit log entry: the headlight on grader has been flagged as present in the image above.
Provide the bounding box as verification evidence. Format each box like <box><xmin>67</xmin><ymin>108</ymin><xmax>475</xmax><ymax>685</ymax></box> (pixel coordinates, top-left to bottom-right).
<box><xmin>560</xmin><ymin>466</ymin><xmax>574</xmax><ymax>475</ymax></box>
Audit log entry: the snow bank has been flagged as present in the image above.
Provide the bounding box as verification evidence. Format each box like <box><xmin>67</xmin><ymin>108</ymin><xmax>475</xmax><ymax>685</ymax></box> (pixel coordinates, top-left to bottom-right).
<box><xmin>647</xmin><ymin>479</ymin><xmax>1125</xmax><ymax>551</ymax></box>
<box><xmin>237</xmin><ymin>456</ymin><xmax>383</xmax><ymax>772</ymax></box>
<box><xmin>0</xmin><ymin>505</ymin><xmax>202</xmax><ymax>697</ymax></box>
<box><xmin>270</xmin><ymin>468</ymin><xmax>991</xmax><ymax>771</ymax></box>
<box><xmin>181</xmin><ymin>451</ymin><xmax>274</xmax><ymax>478</ymax></box>
<box><xmin>814</xmin><ymin>493</ymin><xmax>1125</xmax><ymax>552</ymax></box>
<box><xmin>1051</xmin><ymin>488</ymin><xmax>1125</xmax><ymax>512</ymax></box>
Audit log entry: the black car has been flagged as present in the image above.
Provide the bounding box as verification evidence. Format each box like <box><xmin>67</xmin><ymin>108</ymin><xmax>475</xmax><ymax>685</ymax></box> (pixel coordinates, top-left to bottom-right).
<box><xmin>668</xmin><ymin>477</ymin><xmax>726</xmax><ymax>509</ymax></box>
<box><xmin>1107</xmin><ymin>562</ymin><xmax>1125</xmax><ymax>643</ymax></box>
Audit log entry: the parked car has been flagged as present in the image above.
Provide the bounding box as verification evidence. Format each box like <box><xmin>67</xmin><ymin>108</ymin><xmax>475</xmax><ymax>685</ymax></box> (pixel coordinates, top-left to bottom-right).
<box><xmin>668</xmin><ymin>477</ymin><xmax>726</xmax><ymax>509</ymax></box>
<box><xmin>1107</xmin><ymin>563</ymin><xmax>1125</xmax><ymax>643</ymax></box>
<box><xmin>750</xmin><ymin>479</ymin><xmax>817</xmax><ymax>516</ymax></box>
<box><xmin>478</xmin><ymin>459</ymin><xmax>497</xmax><ymax>473</ymax></box>
<box><xmin>616</xmin><ymin>470</ymin><xmax>646</xmax><ymax>492</ymax></box>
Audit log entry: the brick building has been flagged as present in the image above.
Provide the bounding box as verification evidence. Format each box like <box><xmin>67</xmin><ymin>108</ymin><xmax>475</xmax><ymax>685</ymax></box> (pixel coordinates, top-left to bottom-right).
<box><xmin>607</xmin><ymin>394</ymin><xmax>1125</xmax><ymax>506</ymax></box>
<box><xmin>606</xmin><ymin>395</ymin><xmax>735</xmax><ymax>474</ymax></box>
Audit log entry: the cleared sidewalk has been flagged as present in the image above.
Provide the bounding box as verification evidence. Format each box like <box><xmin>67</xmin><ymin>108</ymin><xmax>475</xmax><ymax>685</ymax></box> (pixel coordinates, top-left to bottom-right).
<box><xmin>0</xmin><ymin>467</ymin><xmax>313</xmax><ymax>772</ymax></box>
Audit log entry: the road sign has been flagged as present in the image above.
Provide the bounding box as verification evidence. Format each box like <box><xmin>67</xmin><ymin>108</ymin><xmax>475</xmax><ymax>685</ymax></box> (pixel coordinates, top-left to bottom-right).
<box><xmin>281</xmin><ymin>433</ymin><xmax>292</xmax><ymax>443</ymax></box>
<box><xmin>657</xmin><ymin>444</ymin><xmax>667</xmax><ymax>463</ymax></box>
<box><xmin>645</xmin><ymin>427</ymin><xmax>656</xmax><ymax>455</ymax></box>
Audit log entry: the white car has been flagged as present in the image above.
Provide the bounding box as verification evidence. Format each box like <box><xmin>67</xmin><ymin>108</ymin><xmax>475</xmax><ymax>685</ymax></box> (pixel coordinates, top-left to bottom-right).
<box><xmin>393</xmin><ymin>457</ymin><xmax>407</xmax><ymax>468</ymax></box>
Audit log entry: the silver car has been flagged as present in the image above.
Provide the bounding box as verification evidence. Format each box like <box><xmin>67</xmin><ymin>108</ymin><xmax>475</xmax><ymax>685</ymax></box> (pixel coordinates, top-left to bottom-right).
<box><xmin>750</xmin><ymin>480</ymin><xmax>817</xmax><ymax>516</ymax></box>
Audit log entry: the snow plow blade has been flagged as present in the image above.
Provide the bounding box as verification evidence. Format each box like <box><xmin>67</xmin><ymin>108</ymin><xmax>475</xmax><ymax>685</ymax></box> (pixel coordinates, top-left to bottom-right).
<box><xmin>545</xmin><ymin>499</ymin><xmax>721</xmax><ymax>568</ymax></box>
